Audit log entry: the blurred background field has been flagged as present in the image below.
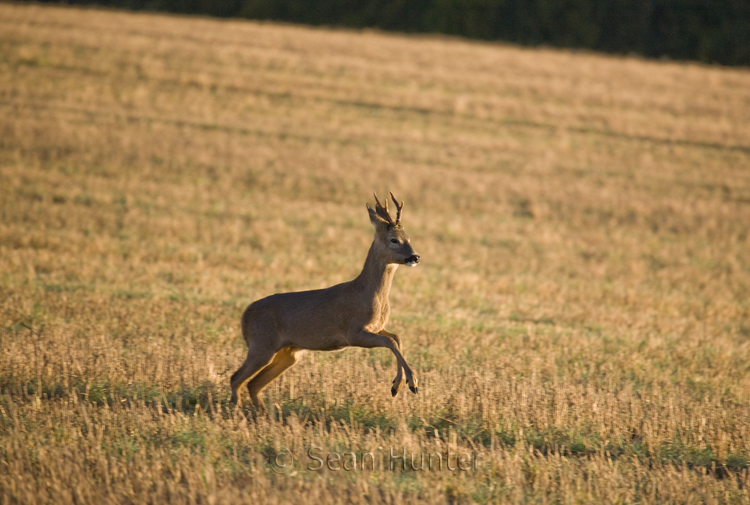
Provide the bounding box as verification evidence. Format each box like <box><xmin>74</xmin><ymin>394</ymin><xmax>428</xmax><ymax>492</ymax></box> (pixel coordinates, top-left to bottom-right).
<box><xmin>1</xmin><ymin>3</ymin><xmax>750</xmax><ymax>503</ymax></box>
<box><xmin>30</xmin><ymin>0</ymin><xmax>750</xmax><ymax>66</ymax></box>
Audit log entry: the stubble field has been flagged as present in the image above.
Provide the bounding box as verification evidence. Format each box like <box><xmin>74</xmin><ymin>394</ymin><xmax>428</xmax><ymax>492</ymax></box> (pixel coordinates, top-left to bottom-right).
<box><xmin>2</xmin><ymin>3</ymin><xmax>750</xmax><ymax>503</ymax></box>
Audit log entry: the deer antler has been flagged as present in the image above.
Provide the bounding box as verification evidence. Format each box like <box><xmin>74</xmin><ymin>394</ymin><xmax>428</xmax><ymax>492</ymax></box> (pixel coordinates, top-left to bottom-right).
<box><xmin>373</xmin><ymin>192</ymin><xmax>395</xmax><ymax>226</ymax></box>
<box><xmin>389</xmin><ymin>191</ymin><xmax>404</xmax><ymax>224</ymax></box>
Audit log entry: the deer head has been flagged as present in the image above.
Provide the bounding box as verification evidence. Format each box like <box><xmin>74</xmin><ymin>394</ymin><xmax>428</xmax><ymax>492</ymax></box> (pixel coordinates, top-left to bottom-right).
<box><xmin>367</xmin><ymin>192</ymin><xmax>420</xmax><ymax>267</ymax></box>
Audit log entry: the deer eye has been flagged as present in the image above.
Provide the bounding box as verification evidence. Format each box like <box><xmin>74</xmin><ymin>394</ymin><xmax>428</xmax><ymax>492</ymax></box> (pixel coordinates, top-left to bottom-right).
<box><xmin>390</xmin><ymin>239</ymin><xmax>399</xmax><ymax>244</ymax></box>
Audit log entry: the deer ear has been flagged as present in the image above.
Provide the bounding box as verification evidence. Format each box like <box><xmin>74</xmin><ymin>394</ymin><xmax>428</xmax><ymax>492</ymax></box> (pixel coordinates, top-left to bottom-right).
<box><xmin>367</xmin><ymin>204</ymin><xmax>390</xmax><ymax>229</ymax></box>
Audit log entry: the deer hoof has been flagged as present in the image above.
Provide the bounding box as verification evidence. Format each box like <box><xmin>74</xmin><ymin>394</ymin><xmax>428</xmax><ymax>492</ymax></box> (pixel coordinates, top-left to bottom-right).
<box><xmin>391</xmin><ymin>386</ymin><xmax>398</xmax><ymax>397</ymax></box>
<box><xmin>409</xmin><ymin>386</ymin><xmax>418</xmax><ymax>394</ymax></box>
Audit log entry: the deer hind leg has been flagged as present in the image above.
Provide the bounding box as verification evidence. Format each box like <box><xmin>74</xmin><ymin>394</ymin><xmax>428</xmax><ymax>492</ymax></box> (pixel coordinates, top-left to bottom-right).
<box><xmin>378</xmin><ymin>330</ymin><xmax>405</xmax><ymax>396</ymax></box>
<box><xmin>351</xmin><ymin>330</ymin><xmax>417</xmax><ymax>396</ymax></box>
<box><xmin>245</xmin><ymin>346</ymin><xmax>299</xmax><ymax>409</ymax></box>
<box><xmin>230</xmin><ymin>343</ymin><xmax>277</xmax><ymax>407</ymax></box>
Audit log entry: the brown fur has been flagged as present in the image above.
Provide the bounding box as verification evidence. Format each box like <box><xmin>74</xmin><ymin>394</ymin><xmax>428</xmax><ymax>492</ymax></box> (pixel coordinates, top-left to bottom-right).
<box><xmin>230</xmin><ymin>193</ymin><xmax>420</xmax><ymax>408</ymax></box>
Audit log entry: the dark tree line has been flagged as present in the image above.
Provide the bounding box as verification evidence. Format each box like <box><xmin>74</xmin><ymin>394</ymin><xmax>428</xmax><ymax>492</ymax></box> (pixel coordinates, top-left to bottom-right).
<box><xmin>37</xmin><ymin>0</ymin><xmax>750</xmax><ymax>65</ymax></box>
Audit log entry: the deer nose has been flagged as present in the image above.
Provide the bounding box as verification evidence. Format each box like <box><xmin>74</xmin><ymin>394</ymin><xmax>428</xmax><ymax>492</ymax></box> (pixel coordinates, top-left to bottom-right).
<box><xmin>405</xmin><ymin>254</ymin><xmax>420</xmax><ymax>266</ymax></box>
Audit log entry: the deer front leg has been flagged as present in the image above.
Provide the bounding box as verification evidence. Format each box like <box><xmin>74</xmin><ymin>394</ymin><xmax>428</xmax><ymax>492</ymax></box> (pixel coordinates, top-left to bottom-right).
<box><xmin>378</xmin><ymin>329</ymin><xmax>405</xmax><ymax>396</ymax></box>
<box><xmin>350</xmin><ymin>330</ymin><xmax>418</xmax><ymax>395</ymax></box>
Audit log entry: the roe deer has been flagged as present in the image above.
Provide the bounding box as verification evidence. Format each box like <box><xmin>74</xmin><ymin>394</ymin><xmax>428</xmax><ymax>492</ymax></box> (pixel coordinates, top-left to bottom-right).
<box><xmin>230</xmin><ymin>192</ymin><xmax>421</xmax><ymax>408</ymax></box>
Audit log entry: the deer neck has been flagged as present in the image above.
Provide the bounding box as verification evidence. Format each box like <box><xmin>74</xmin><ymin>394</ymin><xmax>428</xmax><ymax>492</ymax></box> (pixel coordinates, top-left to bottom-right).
<box><xmin>354</xmin><ymin>243</ymin><xmax>398</xmax><ymax>299</ymax></box>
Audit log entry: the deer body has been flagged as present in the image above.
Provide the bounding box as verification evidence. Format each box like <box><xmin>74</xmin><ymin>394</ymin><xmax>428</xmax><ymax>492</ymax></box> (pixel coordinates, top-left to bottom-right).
<box><xmin>230</xmin><ymin>193</ymin><xmax>420</xmax><ymax>408</ymax></box>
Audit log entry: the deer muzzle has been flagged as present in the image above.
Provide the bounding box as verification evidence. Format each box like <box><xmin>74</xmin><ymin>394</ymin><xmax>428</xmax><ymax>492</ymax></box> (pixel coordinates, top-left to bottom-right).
<box><xmin>405</xmin><ymin>254</ymin><xmax>420</xmax><ymax>267</ymax></box>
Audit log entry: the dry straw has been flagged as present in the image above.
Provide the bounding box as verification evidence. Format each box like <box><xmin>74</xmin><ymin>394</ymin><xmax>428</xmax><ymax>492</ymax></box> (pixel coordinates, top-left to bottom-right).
<box><xmin>1</xmin><ymin>3</ymin><xmax>750</xmax><ymax>503</ymax></box>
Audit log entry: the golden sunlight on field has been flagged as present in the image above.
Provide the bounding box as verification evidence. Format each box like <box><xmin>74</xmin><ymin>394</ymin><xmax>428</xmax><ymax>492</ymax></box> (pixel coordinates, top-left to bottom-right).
<box><xmin>2</xmin><ymin>3</ymin><xmax>750</xmax><ymax>503</ymax></box>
